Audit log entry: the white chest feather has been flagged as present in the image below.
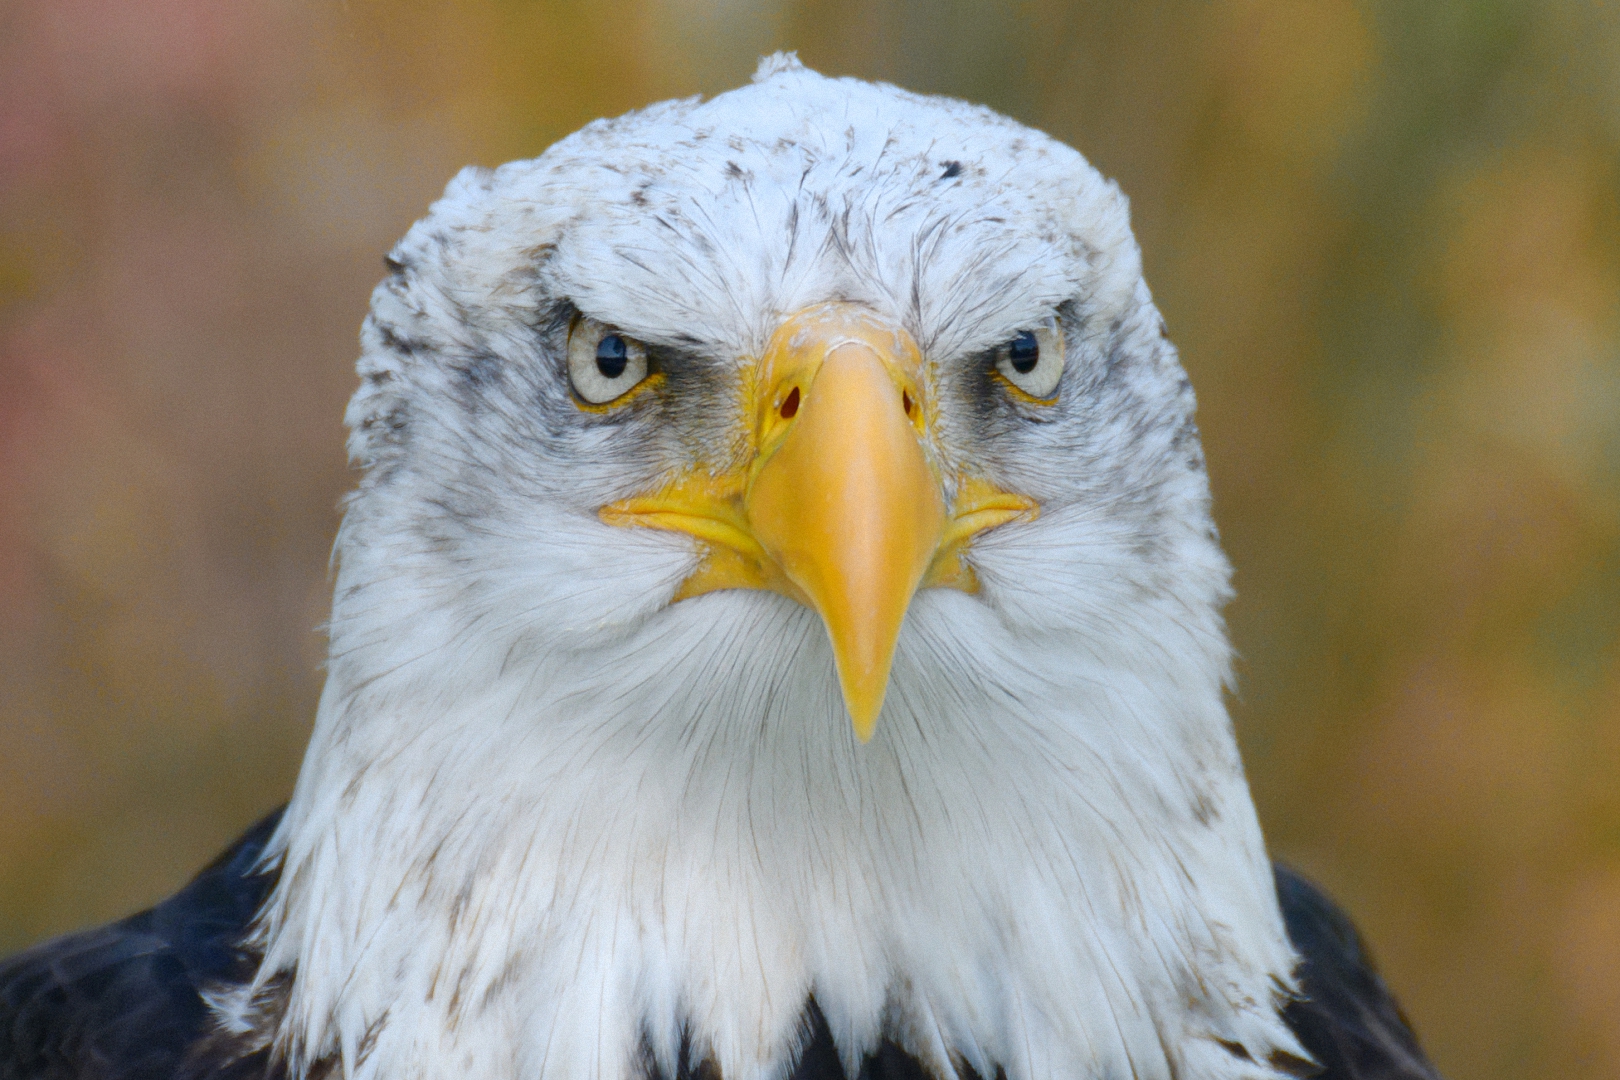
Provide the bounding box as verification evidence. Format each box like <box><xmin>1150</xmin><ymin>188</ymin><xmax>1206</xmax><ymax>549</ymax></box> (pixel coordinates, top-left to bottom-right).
<box><xmin>249</xmin><ymin>579</ymin><xmax>1302</xmax><ymax>1080</ymax></box>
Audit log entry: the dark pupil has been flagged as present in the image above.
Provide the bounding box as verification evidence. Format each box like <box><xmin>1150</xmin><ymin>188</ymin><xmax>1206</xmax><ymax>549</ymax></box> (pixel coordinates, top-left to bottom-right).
<box><xmin>1008</xmin><ymin>331</ymin><xmax>1039</xmax><ymax>374</ymax></box>
<box><xmin>595</xmin><ymin>335</ymin><xmax>629</xmax><ymax>379</ymax></box>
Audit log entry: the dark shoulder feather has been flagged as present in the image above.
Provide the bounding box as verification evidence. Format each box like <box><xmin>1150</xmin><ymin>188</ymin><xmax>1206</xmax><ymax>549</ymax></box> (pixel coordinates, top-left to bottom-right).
<box><xmin>0</xmin><ymin>810</ymin><xmax>283</xmax><ymax>1080</ymax></box>
<box><xmin>1276</xmin><ymin>864</ymin><xmax>1445</xmax><ymax>1080</ymax></box>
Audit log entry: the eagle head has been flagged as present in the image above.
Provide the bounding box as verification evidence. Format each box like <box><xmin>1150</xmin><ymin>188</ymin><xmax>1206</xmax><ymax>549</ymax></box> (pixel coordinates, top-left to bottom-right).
<box><xmin>251</xmin><ymin>55</ymin><xmax>1304</xmax><ymax>1080</ymax></box>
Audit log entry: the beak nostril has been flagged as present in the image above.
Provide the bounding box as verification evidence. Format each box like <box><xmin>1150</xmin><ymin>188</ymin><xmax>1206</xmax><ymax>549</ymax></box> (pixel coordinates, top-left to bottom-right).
<box><xmin>902</xmin><ymin>390</ymin><xmax>913</xmax><ymax>416</ymax></box>
<box><xmin>780</xmin><ymin>386</ymin><xmax>800</xmax><ymax>419</ymax></box>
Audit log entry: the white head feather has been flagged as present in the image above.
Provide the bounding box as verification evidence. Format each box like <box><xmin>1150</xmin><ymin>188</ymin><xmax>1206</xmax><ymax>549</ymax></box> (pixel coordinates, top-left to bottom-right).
<box><xmin>242</xmin><ymin>55</ymin><xmax>1304</xmax><ymax>1080</ymax></box>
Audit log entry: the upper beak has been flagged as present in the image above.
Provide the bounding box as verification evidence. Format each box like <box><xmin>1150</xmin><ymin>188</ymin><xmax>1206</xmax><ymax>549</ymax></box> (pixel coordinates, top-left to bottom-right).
<box><xmin>743</xmin><ymin>307</ymin><xmax>944</xmax><ymax>740</ymax></box>
<box><xmin>601</xmin><ymin>303</ymin><xmax>1035</xmax><ymax>741</ymax></box>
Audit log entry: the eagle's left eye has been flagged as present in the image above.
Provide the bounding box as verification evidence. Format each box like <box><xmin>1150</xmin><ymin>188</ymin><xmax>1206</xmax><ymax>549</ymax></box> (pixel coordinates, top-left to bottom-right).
<box><xmin>568</xmin><ymin>318</ymin><xmax>651</xmax><ymax>405</ymax></box>
<box><xmin>994</xmin><ymin>322</ymin><xmax>1065</xmax><ymax>401</ymax></box>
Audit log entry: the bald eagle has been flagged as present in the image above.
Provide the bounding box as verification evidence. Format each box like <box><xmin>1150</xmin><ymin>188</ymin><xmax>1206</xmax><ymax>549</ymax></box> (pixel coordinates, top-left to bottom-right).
<box><xmin>1</xmin><ymin>57</ymin><xmax>1443</xmax><ymax>1080</ymax></box>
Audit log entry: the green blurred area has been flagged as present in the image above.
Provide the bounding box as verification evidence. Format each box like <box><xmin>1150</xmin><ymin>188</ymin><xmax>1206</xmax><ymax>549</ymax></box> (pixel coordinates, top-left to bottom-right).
<box><xmin>1</xmin><ymin>2</ymin><xmax>1616</xmax><ymax>1076</ymax></box>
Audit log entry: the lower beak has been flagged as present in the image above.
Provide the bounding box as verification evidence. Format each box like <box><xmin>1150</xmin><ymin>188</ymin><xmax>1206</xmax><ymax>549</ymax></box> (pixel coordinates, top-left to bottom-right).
<box><xmin>601</xmin><ymin>303</ymin><xmax>1033</xmax><ymax>741</ymax></box>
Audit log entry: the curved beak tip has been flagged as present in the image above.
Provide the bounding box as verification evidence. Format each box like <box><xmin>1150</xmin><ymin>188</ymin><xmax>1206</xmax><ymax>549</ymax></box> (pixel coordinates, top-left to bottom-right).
<box><xmin>839</xmin><ymin>669</ymin><xmax>889</xmax><ymax>743</ymax></box>
<box><xmin>850</xmin><ymin>706</ymin><xmax>881</xmax><ymax>744</ymax></box>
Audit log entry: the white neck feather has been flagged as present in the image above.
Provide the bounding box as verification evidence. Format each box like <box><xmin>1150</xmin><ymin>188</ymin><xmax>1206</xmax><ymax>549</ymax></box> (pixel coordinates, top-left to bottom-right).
<box><xmin>248</xmin><ymin>507</ymin><xmax>1302</xmax><ymax>1080</ymax></box>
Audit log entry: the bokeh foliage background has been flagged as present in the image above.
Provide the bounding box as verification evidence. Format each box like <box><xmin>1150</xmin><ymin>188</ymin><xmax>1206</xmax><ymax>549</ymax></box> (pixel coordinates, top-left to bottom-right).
<box><xmin>2</xmin><ymin>1</ymin><xmax>1617</xmax><ymax>1076</ymax></box>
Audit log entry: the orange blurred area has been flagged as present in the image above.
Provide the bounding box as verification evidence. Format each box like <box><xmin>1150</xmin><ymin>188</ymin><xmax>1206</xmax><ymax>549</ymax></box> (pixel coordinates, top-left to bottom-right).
<box><xmin>1</xmin><ymin>2</ymin><xmax>1616</xmax><ymax>1077</ymax></box>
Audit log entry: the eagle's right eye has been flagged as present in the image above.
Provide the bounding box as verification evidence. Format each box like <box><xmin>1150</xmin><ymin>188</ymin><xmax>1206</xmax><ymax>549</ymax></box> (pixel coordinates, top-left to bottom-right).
<box><xmin>993</xmin><ymin>320</ymin><xmax>1065</xmax><ymax>402</ymax></box>
<box><xmin>568</xmin><ymin>318</ymin><xmax>651</xmax><ymax>405</ymax></box>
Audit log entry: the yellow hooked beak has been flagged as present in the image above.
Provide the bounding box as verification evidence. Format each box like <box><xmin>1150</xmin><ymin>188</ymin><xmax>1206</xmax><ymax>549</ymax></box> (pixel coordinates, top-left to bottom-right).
<box><xmin>600</xmin><ymin>303</ymin><xmax>1037</xmax><ymax>741</ymax></box>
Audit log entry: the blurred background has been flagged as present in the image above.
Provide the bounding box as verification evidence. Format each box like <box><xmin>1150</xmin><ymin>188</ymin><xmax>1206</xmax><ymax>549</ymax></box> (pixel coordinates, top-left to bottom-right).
<box><xmin>0</xmin><ymin>1</ymin><xmax>1616</xmax><ymax>1075</ymax></box>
